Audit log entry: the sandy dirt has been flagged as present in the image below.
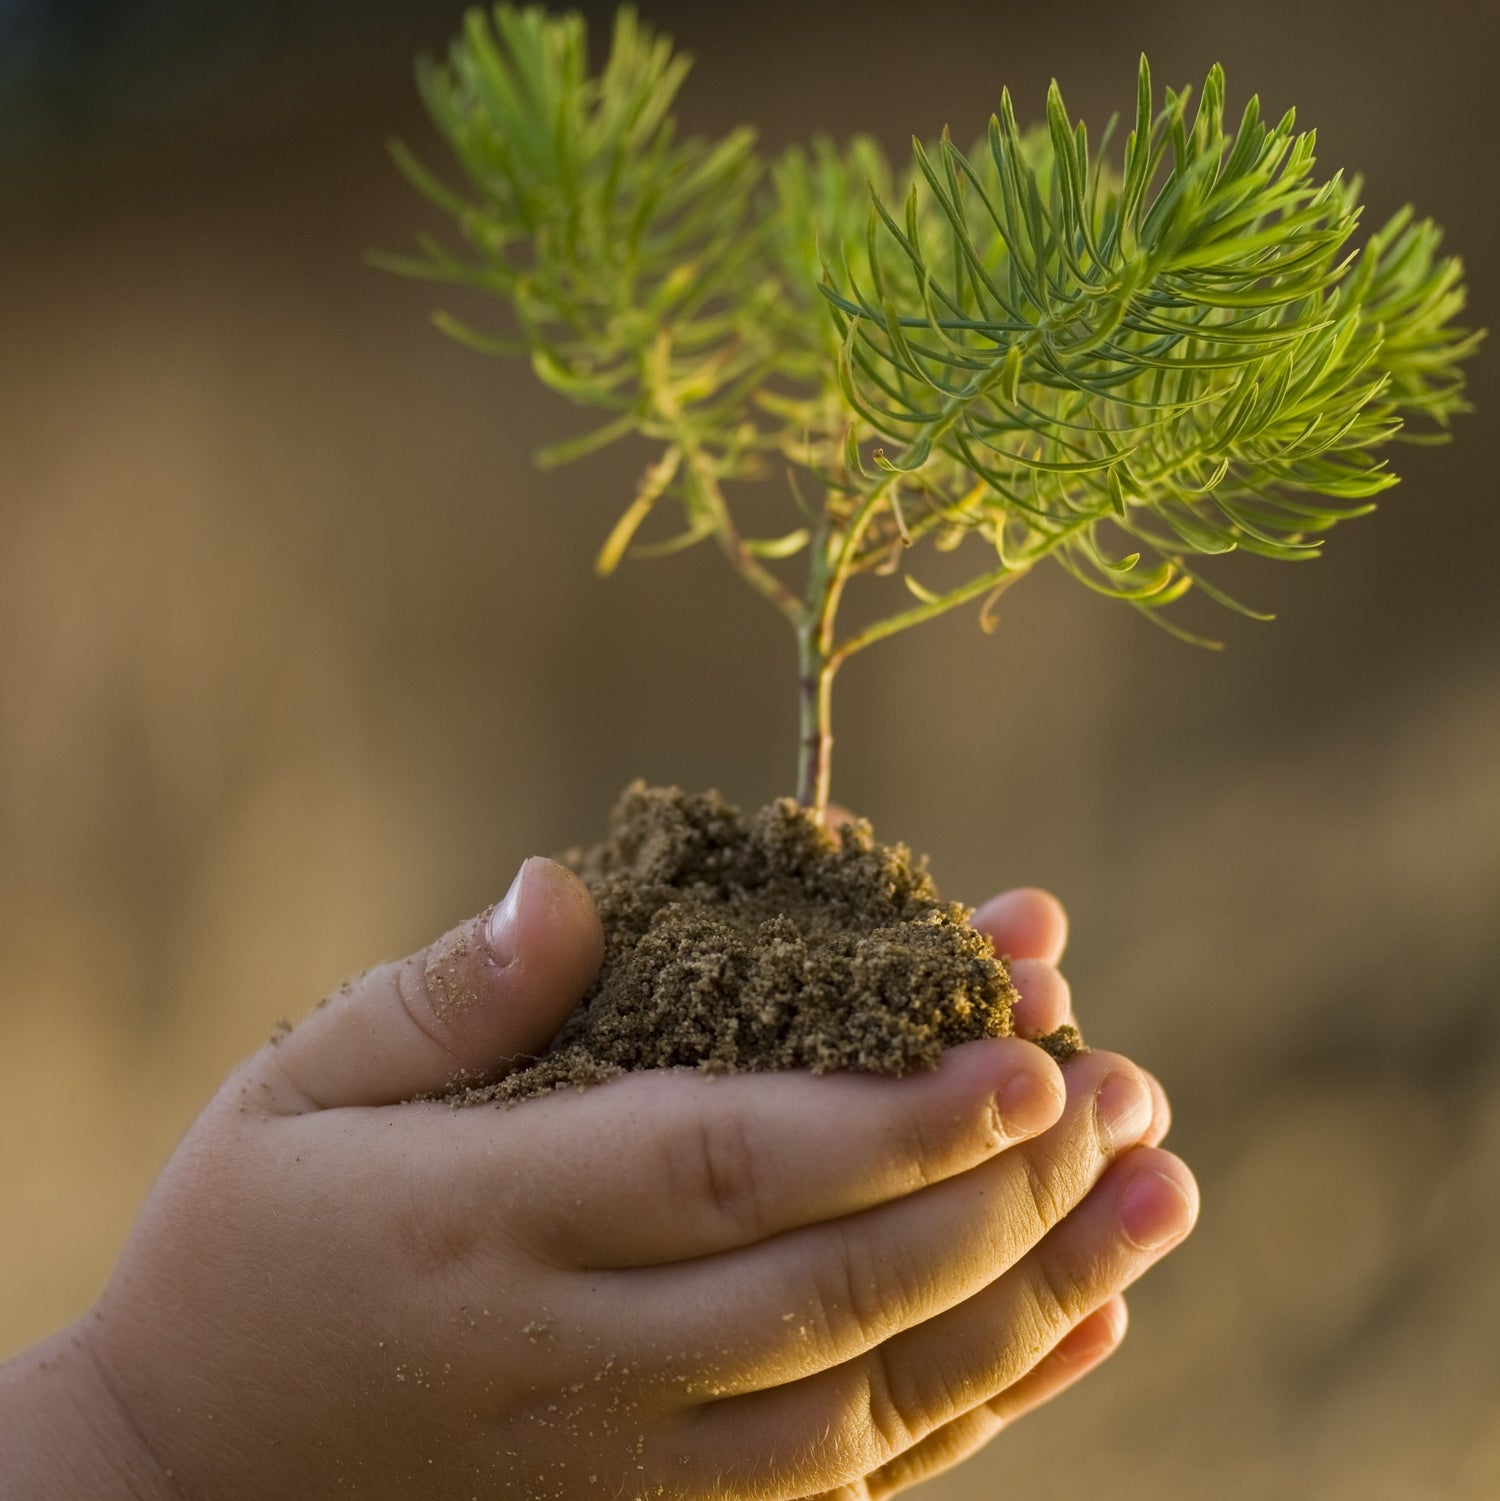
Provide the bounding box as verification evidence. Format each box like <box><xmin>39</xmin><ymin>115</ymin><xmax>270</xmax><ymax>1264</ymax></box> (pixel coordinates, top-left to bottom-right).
<box><xmin>448</xmin><ymin>784</ymin><xmax>1077</xmax><ymax>1105</ymax></box>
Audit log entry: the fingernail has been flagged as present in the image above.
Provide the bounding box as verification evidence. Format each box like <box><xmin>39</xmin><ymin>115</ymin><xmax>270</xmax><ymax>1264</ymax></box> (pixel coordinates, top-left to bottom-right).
<box><xmin>1093</xmin><ymin>1070</ymin><xmax>1153</xmax><ymax>1150</ymax></box>
<box><xmin>995</xmin><ymin>1065</ymin><xmax>1064</xmax><ymax>1140</ymax></box>
<box><xmin>1118</xmin><ymin>1168</ymin><xmax>1195</xmax><ymax>1251</ymax></box>
<box><xmin>1053</xmin><ymin>1299</ymin><xmax>1127</xmax><ymax>1364</ymax></box>
<box><xmin>486</xmin><ymin>859</ymin><xmax>533</xmax><ymax>968</ymax></box>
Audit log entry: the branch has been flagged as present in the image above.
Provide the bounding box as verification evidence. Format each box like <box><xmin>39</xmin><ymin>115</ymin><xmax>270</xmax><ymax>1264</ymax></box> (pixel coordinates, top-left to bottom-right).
<box><xmin>833</xmin><ymin>564</ymin><xmax>1029</xmax><ymax>664</ymax></box>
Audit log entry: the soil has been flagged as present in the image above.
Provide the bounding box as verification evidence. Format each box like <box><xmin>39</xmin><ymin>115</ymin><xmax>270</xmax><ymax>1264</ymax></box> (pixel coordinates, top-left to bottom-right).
<box><xmin>449</xmin><ymin>783</ymin><xmax>1082</xmax><ymax>1106</ymax></box>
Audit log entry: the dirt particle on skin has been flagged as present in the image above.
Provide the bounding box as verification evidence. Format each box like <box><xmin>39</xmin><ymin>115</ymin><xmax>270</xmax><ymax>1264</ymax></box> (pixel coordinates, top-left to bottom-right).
<box><xmin>316</xmin><ymin>971</ymin><xmax>365</xmax><ymax>1011</ymax></box>
<box><xmin>446</xmin><ymin>784</ymin><xmax>1068</xmax><ymax>1105</ymax></box>
<box><xmin>423</xmin><ymin>919</ymin><xmax>489</xmax><ymax>1021</ymax></box>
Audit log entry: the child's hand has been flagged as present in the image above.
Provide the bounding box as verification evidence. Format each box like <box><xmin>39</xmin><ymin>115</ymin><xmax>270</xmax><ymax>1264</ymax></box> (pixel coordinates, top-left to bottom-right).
<box><xmin>0</xmin><ymin>858</ymin><xmax>1193</xmax><ymax>1500</ymax></box>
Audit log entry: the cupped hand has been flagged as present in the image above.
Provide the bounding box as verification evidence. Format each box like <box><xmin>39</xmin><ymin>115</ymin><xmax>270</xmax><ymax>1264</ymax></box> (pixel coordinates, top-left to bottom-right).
<box><xmin>58</xmin><ymin>862</ymin><xmax>1191</xmax><ymax>1500</ymax></box>
<box><xmin>785</xmin><ymin>885</ymin><xmax>1182</xmax><ymax>1499</ymax></box>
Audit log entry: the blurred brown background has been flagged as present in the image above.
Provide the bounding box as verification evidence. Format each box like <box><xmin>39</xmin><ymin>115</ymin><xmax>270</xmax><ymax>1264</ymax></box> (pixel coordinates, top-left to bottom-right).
<box><xmin>2</xmin><ymin>0</ymin><xmax>1497</xmax><ymax>1494</ymax></box>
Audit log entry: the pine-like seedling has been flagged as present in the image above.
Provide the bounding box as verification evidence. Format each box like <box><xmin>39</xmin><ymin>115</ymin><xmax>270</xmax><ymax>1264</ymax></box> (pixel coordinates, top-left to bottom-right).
<box><xmin>375</xmin><ymin>4</ymin><xmax>1479</xmax><ymax>814</ymax></box>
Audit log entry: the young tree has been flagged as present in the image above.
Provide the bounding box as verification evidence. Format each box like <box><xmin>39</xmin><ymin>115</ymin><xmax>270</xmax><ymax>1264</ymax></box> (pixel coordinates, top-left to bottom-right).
<box><xmin>377</xmin><ymin>4</ymin><xmax>1478</xmax><ymax>815</ymax></box>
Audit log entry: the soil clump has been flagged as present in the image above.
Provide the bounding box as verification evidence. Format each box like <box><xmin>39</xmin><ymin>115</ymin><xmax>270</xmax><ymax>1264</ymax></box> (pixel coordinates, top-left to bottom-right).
<box><xmin>450</xmin><ymin>783</ymin><xmax>1080</xmax><ymax>1106</ymax></box>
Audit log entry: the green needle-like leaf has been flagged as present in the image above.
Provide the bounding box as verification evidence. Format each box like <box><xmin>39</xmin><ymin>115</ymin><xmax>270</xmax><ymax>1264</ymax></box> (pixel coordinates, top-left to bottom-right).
<box><xmin>382</xmin><ymin>2</ymin><xmax>1480</xmax><ymax>735</ymax></box>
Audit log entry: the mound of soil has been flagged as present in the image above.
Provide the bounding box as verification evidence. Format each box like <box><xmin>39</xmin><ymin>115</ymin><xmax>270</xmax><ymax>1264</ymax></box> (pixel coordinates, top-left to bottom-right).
<box><xmin>452</xmin><ymin>783</ymin><xmax>1080</xmax><ymax>1106</ymax></box>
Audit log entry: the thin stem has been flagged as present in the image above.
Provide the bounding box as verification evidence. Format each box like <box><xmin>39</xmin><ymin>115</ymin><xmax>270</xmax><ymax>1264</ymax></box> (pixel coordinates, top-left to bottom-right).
<box><xmin>833</xmin><ymin>563</ymin><xmax>1028</xmax><ymax>663</ymax></box>
<box><xmin>795</xmin><ymin>502</ymin><xmax>835</xmax><ymax>812</ymax></box>
<box><xmin>815</xmin><ymin>471</ymin><xmax>898</xmax><ymax>653</ymax></box>
<box><xmin>832</xmin><ymin>499</ymin><xmax>1115</xmax><ymax>663</ymax></box>
<box><xmin>795</xmin><ymin>466</ymin><xmax>906</xmax><ymax>812</ymax></box>
<box><xmin>796</xmin><ymin>645</ymin><xmax>836</xmax><ymax>813</ymax></box>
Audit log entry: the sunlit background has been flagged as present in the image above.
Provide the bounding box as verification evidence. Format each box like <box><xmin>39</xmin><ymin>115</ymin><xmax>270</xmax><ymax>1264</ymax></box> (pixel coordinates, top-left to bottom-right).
<box><xmin>2</xmin><ymin>0</ymin><xmax>1497</xmax><ymax>1495</ymax></box>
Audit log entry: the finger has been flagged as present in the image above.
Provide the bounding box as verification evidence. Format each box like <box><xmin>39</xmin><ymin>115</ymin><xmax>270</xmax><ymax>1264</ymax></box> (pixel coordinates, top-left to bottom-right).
<box><xmin>860</xmin><ymin>1297</ymin><xmax>1128</xmax><ymax>1498</ymax></box>
<box><xmin>693</xmin><ymin>1147</ymin><xmax>1196</xmax><ymax>1496</ymax></box>
<box><xmin>485</xmin><ymin>1038</ymin><xmax>1065</xmax><ymax>1268</ymax></box>
<box><xmin>983</xmin><ymin>1293</ymin><xmax>1128</xmax><ymax>1425</ymax></box>
<box><xmin>1141</xmin><ymin>1068</ymin><xmax>1177</xmax><ymax>1146</ymax></box>
<box><xmin>1005</xmin><ymin>958</ymin><xmax>1075</xmax><ymax>1039</ymax></box>
<box><xmin>1141</xmin><ymin>1067</ymin><xmax>1172</xmax><ymax>1147</ymax></box>
<box><xmin>246</xmin><ymin>858</ymin><xmax>603</xmax><ymax>1112</ymax></box>
<box><xmin>630</xmin><ymin>1049</ymin><xmax>1153</xmax><ymax>1393</ymax></box>
<box><xmin>969</xmin><ymin>887</ymin><xmax>1068</xmax><ymax>964</ymax></box>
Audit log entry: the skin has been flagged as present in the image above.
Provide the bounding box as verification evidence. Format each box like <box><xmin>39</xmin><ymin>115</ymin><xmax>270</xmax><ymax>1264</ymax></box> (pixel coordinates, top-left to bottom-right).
<box><xmin>0</xmin><ymin>860</ymin><xmax>1195</xmax><ymax>1499</ymax></box>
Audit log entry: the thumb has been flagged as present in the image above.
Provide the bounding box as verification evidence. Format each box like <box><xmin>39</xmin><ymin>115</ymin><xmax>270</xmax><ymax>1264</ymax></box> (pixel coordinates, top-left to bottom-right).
<box><xmin>251</xmin><ymin>858</ymin><xmax>603</xmax><ymax>1112</ymax></box>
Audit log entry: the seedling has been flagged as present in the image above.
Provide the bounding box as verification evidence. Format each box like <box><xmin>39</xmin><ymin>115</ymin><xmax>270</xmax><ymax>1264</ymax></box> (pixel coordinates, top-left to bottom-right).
<box><xmin>376</xmin><ymin>4</ymin><xmax>1477</xmax><ymax>819</ymax></box>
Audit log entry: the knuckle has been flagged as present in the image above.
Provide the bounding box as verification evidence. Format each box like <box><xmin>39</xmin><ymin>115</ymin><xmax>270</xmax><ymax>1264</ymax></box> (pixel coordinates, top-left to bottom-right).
<box><xmin>811</xmin><ymin>1225</ymin><xmax>923</xmax><ymax>1356</ymax></box>
<box><xmin>1029</xmin><ymin>1244</ymin><xmax>1087</xmax><ymax>1334</ymax></box>
<box><xmin>252</xmin><ymin>1047</ymin><xmax>325</xmax><ymax>1115</ymax></box>
<box><xmin>909</xmin><ymin>1355</ymin><xmax>970</xmax><ymax>1438</ymax></box>
<box><xmin>393</xmin><ymin>956</ymin><xmax>466</xmax><ymax>1067</ymax></box>
<box><xmin>685</xmin><ymin>1108</ymin><xmax>767</xmax><ymax>1239</ymax></box>
<box><xmin>805</xmin><ymin>1232</ymin><xmax>871</xmax><ymax>1351</ymax></box>
<box><xmin>978</xmin><ymin>1092</ymin><xmax>1010</xmax><ymax>1158</ymax></box>
<box><xmin>1016</xmin><ymin>1148</ymin><xmax>1068</xmax><ymax>1237</ymax></box>
<box><xmin>861</xmin><ymin>1341</ymin><xmax>916</xmax><ymax>1462</ymax></box>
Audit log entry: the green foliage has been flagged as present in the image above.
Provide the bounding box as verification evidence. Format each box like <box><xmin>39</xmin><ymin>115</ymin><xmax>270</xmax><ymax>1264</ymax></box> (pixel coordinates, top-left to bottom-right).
<box><xmin>816</xmin><ymin>67</ymin><xmax>1478</xmax><ymax>639</ymax></box>
<box><xmin>373</xmin><ymin>4</ymin><xmax>791</xmax><ymax>576</ymax></box>
<box><xmin>380</xmin><ymin>2</ymin><xmax>1479</xmax><ymax>801</ymax></box>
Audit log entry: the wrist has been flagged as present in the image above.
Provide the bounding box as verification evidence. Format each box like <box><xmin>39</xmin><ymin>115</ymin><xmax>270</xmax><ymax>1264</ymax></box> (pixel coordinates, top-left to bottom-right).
<box><xmin>0</xmin><ymin>1320</ymin><xmax>183</xmax><ymax>1501</ymax></box>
